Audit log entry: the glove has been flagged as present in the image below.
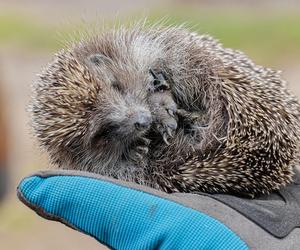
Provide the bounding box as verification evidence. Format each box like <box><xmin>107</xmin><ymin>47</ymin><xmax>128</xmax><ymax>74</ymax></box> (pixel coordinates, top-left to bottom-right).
<box><xmin>17</xmin><ymin>170</ymin><xmax>300</xmax><ymax>250</ymax></box>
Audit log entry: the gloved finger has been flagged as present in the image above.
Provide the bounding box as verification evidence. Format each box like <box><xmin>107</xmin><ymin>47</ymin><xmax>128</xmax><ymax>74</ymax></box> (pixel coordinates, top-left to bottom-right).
<box><xmin>17</xmin><ymin>170</ymin><xmax>248</xmax><ymax>250</ymax></box>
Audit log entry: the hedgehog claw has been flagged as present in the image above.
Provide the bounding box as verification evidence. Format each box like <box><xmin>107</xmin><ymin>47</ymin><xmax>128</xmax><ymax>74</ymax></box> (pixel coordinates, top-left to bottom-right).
<box><xmin>177</xmin><ymin>109</ymin><xmax>209</xmax><ymax>134</ymax></box>
<box><xmin>128</xmin><ymin>147</ymin><xmax>148</xmax><ymax>163</ymax></box>
<box><xmin>128</xmin><ymin>136</ymin><xmax>150</xmax><ymax>163</ymax></box>
<box><xmin>136</xmin><ymin>146</ymin><xmax>149</xmax><ymax>155</ymax></box>
<box><xmin>139</xmin><ymin>137</ymin><xmax>150</xmax><ymax>146</ymax></box>
<box><xmin>157</xmin><ymin>123</ymin><xmax>174</xmax><ymax>145</ymax></box>
<box><xmin>129</xmin><ymin>151</ymin><xmax>142</xmax><ymax>162</ymax></box>
<box><xmin>163</xmin><ymin>133</ymin><xmax>170</xmax><ymax>145</ymax></box>
<box><xmin>147</xmin><ymin>87</ymin><xmax>178</xmax><ymax>145</ymax></box>
<box><xmin>166</xmin><ymin>127</ymin><xmax>174</xmax><ymax>137</ymax></box>
<box><xmin>177</xmin><ymin>109</ymin><xmax>198</xmax><ymax>122</ymax></box>
<box><xmin>167</xmin><ymin>109</ymin><xmax>175</xmax><ymax>118</ymax></box>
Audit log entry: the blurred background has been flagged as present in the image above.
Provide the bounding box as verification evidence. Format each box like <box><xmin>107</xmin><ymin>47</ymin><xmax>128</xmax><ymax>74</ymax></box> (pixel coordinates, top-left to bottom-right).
<box><xmin>0</xmin><ymin>0</ymin><xmax>299</xmax><ymax>249</ymax></box>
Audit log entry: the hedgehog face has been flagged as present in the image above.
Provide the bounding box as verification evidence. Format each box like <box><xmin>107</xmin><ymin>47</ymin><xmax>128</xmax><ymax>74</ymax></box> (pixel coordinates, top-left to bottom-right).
<box><xmin>85</xmin><ymin>53</ymin><xmax>154</xmax><ymax>143</ymax></box>
<box><xmin>31</xmin><ymin>28</ymin><xmax>203</xmax><ymax>175</ymax></box>
<box><xmin>75</xmin><ymin>54</ymin><xmax>159</xmax><ymax>173</ymax></box>
<box><xmin>32</xmin><ymin>27</ymin><xmax>178</xmax><ymax>175</ymax></box>
<box><xmin>77</xmin><ymin>33</ymin><xmax>171</xmax><ymax>143</ymax></box>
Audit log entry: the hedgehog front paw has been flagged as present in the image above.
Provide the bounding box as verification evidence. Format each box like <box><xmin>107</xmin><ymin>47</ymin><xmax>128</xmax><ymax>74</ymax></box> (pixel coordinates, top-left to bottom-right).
<box><xmin>176</xmin><ymin>109</ymin><xmax>199</xmax><ymax>124</ymax></box>
<box><xmin>155</xmin><ymin>111</ymin><xmax>177</xmax><ymax>145</ymax></box>
<box><xmin>176</xmin><ymin>109</ymin><xmax>208</xmax><ymax>134</ymax></box>
<box><xmin>148</xmin><ymin>91</ymin><xmax>178</xmax><ymax>145</ymax></box>
<box><xmin>128</xmin><ymin>137</ymin><xmax>150</xmax><ymax>163</ymax></box>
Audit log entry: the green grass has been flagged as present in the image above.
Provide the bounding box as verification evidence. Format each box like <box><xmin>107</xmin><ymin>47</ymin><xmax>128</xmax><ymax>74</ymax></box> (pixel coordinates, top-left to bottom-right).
<box><xmin>145</xmin><ymin>8</ymin><xmax>300</xmax><ymax>64</ymax></box>
<box><xmin>0</xmin><ymin>8</ymin><xmax>300</xmax><ymax>65</ymax></box>
<box><xmin>0</xmin><ymin>13</ymin><xmax>58</xmax><ymax>50</ymax></box>
<box><xmin>0</xmin><ymin>12</ymin><xmax>84</xmax><ymax>51</ymax></box>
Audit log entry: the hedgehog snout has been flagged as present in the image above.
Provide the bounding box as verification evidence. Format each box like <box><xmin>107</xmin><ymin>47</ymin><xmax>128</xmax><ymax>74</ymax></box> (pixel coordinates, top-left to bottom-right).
<box><xmin>105</xmin><ymin>104</ymin><xmax>153</xmax><ymax>139</ymax></box>
<box><xmin>132</xmin><ymin>110</ymin><xmax>152</xmax><ymax>131</ymax></box>
<box><xmin>125</xmin><ymin>106</ymin><xmax>152</xmax><ymax>132</ymax></box>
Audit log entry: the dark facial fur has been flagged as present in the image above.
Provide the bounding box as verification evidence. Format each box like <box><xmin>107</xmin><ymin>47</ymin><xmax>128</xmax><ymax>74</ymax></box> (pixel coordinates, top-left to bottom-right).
<box><xmin>30</xmin><ymin>25</ymin><xmax>300</xmax><ymax>196</ymax></box>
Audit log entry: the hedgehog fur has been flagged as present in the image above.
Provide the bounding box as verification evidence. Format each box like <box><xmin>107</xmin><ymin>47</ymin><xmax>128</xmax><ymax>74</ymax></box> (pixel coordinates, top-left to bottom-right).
<box><xmin>30</xmin><ymin>24</ymin><xmax>300</xmax><ymax>197</ymax></box>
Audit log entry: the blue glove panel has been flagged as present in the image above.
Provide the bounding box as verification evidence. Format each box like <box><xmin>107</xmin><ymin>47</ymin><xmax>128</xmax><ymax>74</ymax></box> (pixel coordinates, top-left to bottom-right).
<box><xmin>18</xmin><ymin>174</ymin><xmax>248</xmax><ymax>250</ymax></box>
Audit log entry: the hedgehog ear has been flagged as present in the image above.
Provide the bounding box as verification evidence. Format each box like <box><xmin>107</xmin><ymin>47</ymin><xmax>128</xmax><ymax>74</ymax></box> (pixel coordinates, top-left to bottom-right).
<box><xmin>88</xmin><ymin>54</ymin><xmax>113</xmax><ymax>67</ymax></box>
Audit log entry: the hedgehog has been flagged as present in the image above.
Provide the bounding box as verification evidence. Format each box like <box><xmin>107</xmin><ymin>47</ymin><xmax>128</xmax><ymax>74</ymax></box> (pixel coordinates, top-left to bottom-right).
<box><xmin>30</xmin><ymin>24</ymin><xmax>300</xmax><ymax>197</ymax></box>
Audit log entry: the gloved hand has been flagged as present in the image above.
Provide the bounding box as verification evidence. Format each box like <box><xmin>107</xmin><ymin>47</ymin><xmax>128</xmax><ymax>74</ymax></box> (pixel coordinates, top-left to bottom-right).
<box><xmin>17</xmin><ymin>170</ymin><xmax>300</xmax><ymax>250</ymax></box>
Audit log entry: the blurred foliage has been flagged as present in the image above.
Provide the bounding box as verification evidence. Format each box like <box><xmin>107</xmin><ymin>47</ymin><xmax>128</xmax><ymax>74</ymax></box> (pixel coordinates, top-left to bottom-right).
<box><xmin>0</xmin><ymin>7</ymin><xmax>300</xmax><ymax>65</ymax></box>
<box><xmin>147</xmin><ymin>8</ymin><xmax>300</xmax><ymax>65</ymax></box>
<box><xmin>0</xmin><ymin>12</ymin><xmax>77</xmax><ymax>51</ymax></box>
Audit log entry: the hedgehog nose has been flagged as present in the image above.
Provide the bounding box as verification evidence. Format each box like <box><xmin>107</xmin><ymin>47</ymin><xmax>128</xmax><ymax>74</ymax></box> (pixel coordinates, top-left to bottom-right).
<box><xmin>134</xmin><ymin>112</ymin><xmax>152</xmax><ymax>131</ymax></box>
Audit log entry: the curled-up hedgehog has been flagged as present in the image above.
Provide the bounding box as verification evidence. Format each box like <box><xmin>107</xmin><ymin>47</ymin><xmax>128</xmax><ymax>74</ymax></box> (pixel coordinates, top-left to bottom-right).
<box><xmin>30</xmin><ymin>24</ymin><xmax>300</xmax><ymax>197</ymax></box>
